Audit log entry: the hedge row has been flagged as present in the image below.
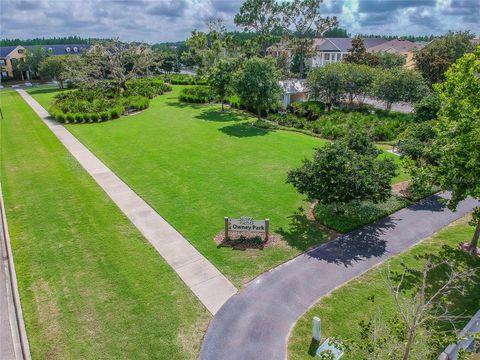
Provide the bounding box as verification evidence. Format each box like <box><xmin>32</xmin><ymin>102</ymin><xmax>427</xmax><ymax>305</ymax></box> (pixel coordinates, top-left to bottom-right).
<box><xmin>161</xmin><ymin>74</ymin><xmax>206</xmax><ymax>85</ymax></box>
<box><xmin>178</xmin><ymin>86</ymin><xmax>212</xmax><ymax>103</ymax></box>
<box><xmin>51</xmin><ymin>96</ymin><xmax>150</xmax><ymax>124</ymax></box>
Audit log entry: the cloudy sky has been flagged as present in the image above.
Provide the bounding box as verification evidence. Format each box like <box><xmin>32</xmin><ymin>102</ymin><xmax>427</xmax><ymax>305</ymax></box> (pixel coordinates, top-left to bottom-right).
<box><xmin>1</xmin><ymin>0</ymin><xmax>479</xmax><ymax>43</ymax></box>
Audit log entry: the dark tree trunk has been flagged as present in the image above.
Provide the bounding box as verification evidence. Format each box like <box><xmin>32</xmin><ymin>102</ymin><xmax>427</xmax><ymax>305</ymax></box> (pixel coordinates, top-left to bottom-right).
<box><xmin>59</xmin><ymin>80</ymin><xmax>64</xmax><ymax>89</ymax></box>
<box><xmin>299</xmin><ymin>53</ymin><xmax>305</xmax><ymax>79</ymax></box>
<box><xmin>257</xmin><ymin>108</ymin><xmax>262</xmax><ymax>120</ymax></box>
<box><xmin>221</xmin><ymin>100</ymin><xmax>224</xmax><ymax>112</ymax></box>
<box><xmin>469</xmin><ymin>220</ymin><xmax>480</xmax><ymax>253</ymax></box>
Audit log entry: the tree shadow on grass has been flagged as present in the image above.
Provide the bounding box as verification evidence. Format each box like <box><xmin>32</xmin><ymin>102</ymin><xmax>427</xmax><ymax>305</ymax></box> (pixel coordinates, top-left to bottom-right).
<box><xmin>219</xmin><ymin>123</ymin><xmax>270</xmax><ymax>137</ymax></box>
<box><xmin>27</xmin><ymin>87</ymin><xmax>64</xmax><ymax>95</ymax></box>
<box><xmin>276</xmin><ymin>207</ymin><xmax>339</xmax><ymax>252</ymax></box>
<box><xmin>195</xmin><ymin>109</ymin><xmax>250</xmax><ymax>122</ymax></box>
<box><xmin>389</xmin><ymin>244</ymin><xmax>480</xmax><ymax>327</ymax></box>
<box><xmin>164</xmin><ymin>101</ymin><xmax>206</xmax><ymax>110</ymax></box>
<box><xmin>305</xmin><ymin>216</ymin><xmax>397</xmax><ymax>267</ymax></box>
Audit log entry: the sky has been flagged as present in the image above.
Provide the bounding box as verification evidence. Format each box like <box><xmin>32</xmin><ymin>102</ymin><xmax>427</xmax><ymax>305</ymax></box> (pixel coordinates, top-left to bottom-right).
<box><xmin>1</xmin><ymin>0</ymin><xmax>479</xmax><ymax>43</ymax></box>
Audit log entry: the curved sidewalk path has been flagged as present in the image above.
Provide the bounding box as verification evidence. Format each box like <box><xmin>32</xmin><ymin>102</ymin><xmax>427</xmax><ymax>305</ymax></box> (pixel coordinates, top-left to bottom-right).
<box><xmin>201</xmin><ymin>194</ymin><xmax>479</xmax><ymax>360</ymax></box>
<box><xmin>17</xmin><ymin>89</ymin><xmax>237</xmax><ymax>315</ymax></box>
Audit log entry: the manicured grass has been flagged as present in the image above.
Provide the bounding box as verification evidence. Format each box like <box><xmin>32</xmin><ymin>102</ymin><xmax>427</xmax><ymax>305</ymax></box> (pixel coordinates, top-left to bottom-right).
<box><xmin>28</xmin><ymin>86</ymin><xmax>409</xmax><ymax>285</ymax></box>
<box><xmin>288</xmin><ymin>216</ymin><xmax>480</xmax><ymax>359</ymax></box>
<box><xmin>315</xmin><ymin>195</ymin><xmax>412</xmax><ymax>233</ymax></box>
<box><xmin>0</xmin><ymin>90</ymin><xmax>209</xmax><ymax>359</ymax></box>
<box><xmin>30</xmin><ymin>86</ymin><xmax>334</xmax><ymax>286</ymax></box>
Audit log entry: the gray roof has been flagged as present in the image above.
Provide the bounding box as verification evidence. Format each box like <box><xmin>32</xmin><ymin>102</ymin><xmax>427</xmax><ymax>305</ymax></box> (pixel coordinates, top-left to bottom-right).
<box><xmin>26</xmin><ymin>44</ymin><xmax>90</xmax><ymax>55</ymax></box>
<box><xmin>279</xmin><ymin>79</ymin><xmax>307</xmax><ymax>94</ymax></box>
<box><xmin>0</xmin><ymin>46</ymin><xmax>19</xmax><ymax>58</ymax></box>
<box><xmin>316</xmin><ymin>38</ymin><xmax>387</xmax><ymax>52</ymax></box>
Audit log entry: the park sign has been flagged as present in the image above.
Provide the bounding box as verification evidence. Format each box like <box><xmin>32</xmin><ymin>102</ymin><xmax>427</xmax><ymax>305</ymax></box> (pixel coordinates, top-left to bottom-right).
<box><xmin>224</xmin><ymin>216</ymin><xmax>270</xmax><ymax>240</ymax></box>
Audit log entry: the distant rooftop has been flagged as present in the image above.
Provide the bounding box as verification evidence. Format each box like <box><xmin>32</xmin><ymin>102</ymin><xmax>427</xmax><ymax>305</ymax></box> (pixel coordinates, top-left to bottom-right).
<box><xmin>368</xmin><ymin>39</ymin><xmax>425</xmax><ymax>53</ymax></box>
<box><xmin>314</xmin><ymin>38</ymin><xmax>388</xmax><ymax>52</ymax></box>
<box><xmin>0</xmin><ymin>46</ymin><xmax>20</xmax><ymax>58</ymax></box>
<box><xmin>26</xmin><ymin>44</ymin><xmax>90</xmax><ymax>55</ymax></box>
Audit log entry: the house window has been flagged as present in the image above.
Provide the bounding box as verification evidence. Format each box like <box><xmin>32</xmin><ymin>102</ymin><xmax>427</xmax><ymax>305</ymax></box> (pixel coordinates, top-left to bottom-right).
<box><xmin>73</xmin><ymin>47</ymin><xmax>78</xmax><ymax>53</ymax></box>
<box><xmin>48</xmin><ymin>47</ymin><xmax>53</xmax><ymax>52</ymax></box>
<box><xmin>0</xmin><ymin>59</ymin><xmax>6</xmax><ymax>66</ymax></box>
<box><xmin>324</xmin><ymin>53</ymin><xmax>330</xmax><ymax>61</ymax></box>
<box><xmin>17</xmin><ymin>49</ymin><xmax>24</xmax><ymax>54</ymax></box>
<box><xmin>336</xmin><ymin>53</ymin><xmax>341</xmax><ymax>61</ymax></box>
<box><xmin>66</xmin><ymin>47</ymin><xmax>71</xmax><ymax>53</ymax></box>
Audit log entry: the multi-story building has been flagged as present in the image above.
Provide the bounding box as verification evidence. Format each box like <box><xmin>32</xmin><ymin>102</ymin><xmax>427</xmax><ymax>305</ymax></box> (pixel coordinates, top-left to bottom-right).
<box><xmin>0</xmin><ymin>44</ymin><xmax>90</xmax><ymax>80</ymax></box>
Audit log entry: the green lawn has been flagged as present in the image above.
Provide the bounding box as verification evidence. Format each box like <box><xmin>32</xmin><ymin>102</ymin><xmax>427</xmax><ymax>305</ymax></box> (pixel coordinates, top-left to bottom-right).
<box><xmin>288</xmin><ymin>216</ymin><xmax>480</xmax><ymax>359</ymax></box>
<box><xmin>0</xmin><ymin>90</ymin><xmax>209</xmax><ymax>359</ymax></box>
<box><xmin>28</xmin><ymin>86</ymin><xmax>410</xmax><ymax>285</ymax></box>
<box><xmin>30</xmin><ymin>86</ymin><xmax>334</xmax><ymax>286</ymax></box>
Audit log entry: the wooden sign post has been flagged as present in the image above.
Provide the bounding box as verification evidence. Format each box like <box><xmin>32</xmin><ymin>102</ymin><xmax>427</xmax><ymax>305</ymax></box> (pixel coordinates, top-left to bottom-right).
<box><xmin>224</xmin><ymin>217</ymin><xmax>229</xmax><ymax>240</ymax></box>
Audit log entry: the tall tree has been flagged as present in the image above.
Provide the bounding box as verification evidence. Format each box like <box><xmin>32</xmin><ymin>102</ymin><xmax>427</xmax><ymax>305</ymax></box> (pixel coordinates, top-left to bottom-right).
<box><xmin>234</xmin><ymin>0</ymin><xmax>281</xmax><ymax>55</ymax></box>
<box><xmin>414</xmin><ymin>31</ymin><xmax>474</xmax><ymax>84</ymax></box>
<box><xmin>21</xmin><ymin>46</ymin><xmax>50</xmax><ymax>79</ymax></box>
<box><xmin>38</xmin><ymin>55</ymin><xmax>70</xmax><ymax>88</ymax></box>
<box><xmin>344</xmin><ymin>37</ymin><xmax>377</xmax><ymax>66</ymax></box>
<box><xmin>208</xmin><ymin>59</ymin><xmax>235</xmax><ymax>111</ymax></box>
<box><xmin>306</xmin><ymin>63</ymin><xmax>345</xmax><ymax>111</ymax></box>
<box><xmin>411</xmin><ymin>47</ymin><xmax>480</xmax><ymax>253</ymax></box>
<box><xmin>372</xmin><ymin>68</ymin><xmax>429</xmax><ymax>111</ymax></box>
<box><xmin>234</xmin><ymin>56</ymin><xmax>281</xmax><ymax>118</ymax></box>
<box><xmin>280</xmin><ymin>0</ymin><xmax>337</xmax><ymax>78</ymax></box>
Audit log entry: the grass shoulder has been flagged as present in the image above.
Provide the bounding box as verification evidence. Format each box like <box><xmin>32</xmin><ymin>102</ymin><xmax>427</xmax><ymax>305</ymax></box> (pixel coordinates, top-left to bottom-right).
<box><xmin>288</xmin><ymin>215</ymin><xmax>480</xmax><ymax>359</ymax></box>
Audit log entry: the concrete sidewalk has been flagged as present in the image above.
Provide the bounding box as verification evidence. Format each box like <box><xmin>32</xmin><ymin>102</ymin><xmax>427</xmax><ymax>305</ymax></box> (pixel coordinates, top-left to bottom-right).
<box><xmin>17</xmin><ymin>89</ymin><xmax>237</xmax><ymax>315</ymax></box>
<box><xmin>200</xmin><ymin>194</ymin><xmax>479</xmax><ymax>360</ymax></box>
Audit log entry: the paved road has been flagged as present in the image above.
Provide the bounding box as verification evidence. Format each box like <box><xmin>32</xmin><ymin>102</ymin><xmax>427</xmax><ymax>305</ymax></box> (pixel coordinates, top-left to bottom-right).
<box><xmin>0</xmin><ymin>184</ymin><xmax>30</xmax><ymax>360</ymax></box>
<box><xmin>363</xmin><ymin>97</ymin><xmax>413</xmax><ymax>113</ymax></box>
<box><xmin>200</xmin><ymin>194</ymin><xmax>479</xmax><ymax>360</ymax></box>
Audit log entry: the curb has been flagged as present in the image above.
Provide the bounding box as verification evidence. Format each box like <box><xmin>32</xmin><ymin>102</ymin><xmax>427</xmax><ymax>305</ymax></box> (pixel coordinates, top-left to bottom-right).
<box><xmin>0</xmin><ymin>181</ymin><xmax>31</xmax><ymax>360</ymax></box>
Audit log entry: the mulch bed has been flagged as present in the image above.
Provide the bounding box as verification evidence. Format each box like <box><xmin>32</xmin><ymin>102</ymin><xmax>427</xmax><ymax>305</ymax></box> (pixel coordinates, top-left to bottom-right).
<box><xmin>459</xmin><ymin>242</ymin><xmax>480</xmax><ymax>257</ymax></box>
<box><xmin>392</xmin><ymin>180</ymin><xmax>411</xmax><ymax>198</ymax></box>
<box><xmin>214</xmin><ymin>231</ymin><xmax>281</xmax><ymax>250</ymax></box>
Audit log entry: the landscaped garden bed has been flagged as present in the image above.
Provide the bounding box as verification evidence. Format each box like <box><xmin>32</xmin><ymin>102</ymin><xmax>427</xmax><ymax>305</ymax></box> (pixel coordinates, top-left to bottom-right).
<box><xmin>49</xmin><ymin>78</ymin><xmax>171</xmax><ymax>123</ymax></box>
<box><xmin>261</xmin><ymin>101</ymin><xmax>413</xmax><ymax>142</ymax></box>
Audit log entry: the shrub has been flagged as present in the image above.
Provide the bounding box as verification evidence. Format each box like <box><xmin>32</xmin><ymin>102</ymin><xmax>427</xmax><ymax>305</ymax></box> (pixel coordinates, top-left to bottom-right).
<box><xmin>121</xmin><ymin>96</ymin><xmax>150</xmax><ymax>112</ymax></box>
<box><xmin>162</xmin><ymin>74</ymin><xmax>206</xmax><ymax>85</ymax></box>
<box><xmin>90</xmin><ymin>113</ymin><xmax>99</xmax><ymax>122</ymax></box>
<box><xmin>413</xmin><ymin>93</ymin><xmax>441</xmax><ymax>122</ymax></box>
<box><xmin>252</xmin><ymin>119</ymin><xmax>279</xmax><ymax>129</ymax></box>
<box><xmin>65</xmin><ymin>113</ymin><xmax>75</xmax><ymax>123</ymax></box>
<box><xmin>179</xmin><ymin>86</ymin><xmax>211</xmax><ymax>103</ymax></box>
<box><xmin>289</xmin><ymin>101</ymin><xmax>325</xmax><ymax>120</ymax></box>
<box><xmin>74</xmin><ymin>113</ymin><xmax>84</xmax><ymax>123</ymax></box>
<box><xmin>110</xmin><ymin>107</ymin><xmax>122</xmax><ymax>119</ymax></box>
<box><xmin>83</xmin><ymin>113</ymin><xmax>91</xmax><ymax>122</ymax></box>
<box><xmin>100</xmin><ymin>112</ymin><xmax>110</xmax><ymax>122</ymax></box>
<box><xmin>55</xmin><ymin>112</ymin><xmax>66</xmax><ymax>123</ymax></box>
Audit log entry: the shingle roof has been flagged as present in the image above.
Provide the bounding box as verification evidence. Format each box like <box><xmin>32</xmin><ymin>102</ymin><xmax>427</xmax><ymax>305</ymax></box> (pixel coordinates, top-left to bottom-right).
<box><xmin>0</xmin><ymin>46</ymin><xmax>20</xmax><ymax>58</ymax></box>
<box><xmin>368</xmin><ymin>39</ymin><xmax>424</xmax><ymax>53</ymax></box>
<box><xmin>315</xmin><ymin>38</ymin><xmax>387</xmax><ymax>52</ymax></box>
<box><xmin>26</xmin><ymin>44</ymin><xmax>90</xmax><ymax>55</ymax></box>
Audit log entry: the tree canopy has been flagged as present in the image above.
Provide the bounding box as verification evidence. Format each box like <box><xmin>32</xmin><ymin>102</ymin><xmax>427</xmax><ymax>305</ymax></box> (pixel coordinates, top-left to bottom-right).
<box><xmin>233</xmin><ymin>56</ymin><xmax>281</xmax><ymax>118</ymax></box>
<box><xmin>414</xmin><ymin>31</ymin><xmax>475</xmax><ymax>84</ymax></box>
<box><xmin>287</xmin><ymin>131</ymin><xmax>397</xmax><ymax>208</ymax></box>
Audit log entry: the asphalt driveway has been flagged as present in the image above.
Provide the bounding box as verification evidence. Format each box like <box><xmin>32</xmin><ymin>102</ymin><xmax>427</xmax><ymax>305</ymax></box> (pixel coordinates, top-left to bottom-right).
<box><xmin>200</xmin><ymin>193</ymin><xmax>479</xmax><ymax>360</ymax></box>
